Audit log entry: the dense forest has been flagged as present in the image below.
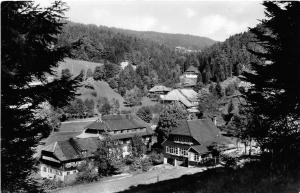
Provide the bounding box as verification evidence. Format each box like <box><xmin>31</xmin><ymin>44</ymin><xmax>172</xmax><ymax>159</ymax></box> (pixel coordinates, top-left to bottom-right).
<box><xmin>57</xmin><ymin>21</ymin><xmax>260</xmax><ymax>95</ymax></box>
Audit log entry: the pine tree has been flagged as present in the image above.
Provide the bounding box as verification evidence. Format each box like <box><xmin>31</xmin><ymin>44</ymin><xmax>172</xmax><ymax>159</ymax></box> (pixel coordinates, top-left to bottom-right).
<box><xmin>243</xmin><ymin>1</ymin><xmax>300</xmax><ymax>171</ymax></box>
<box><xmin>1</xmin><ymin>1</ymin><xmax>80</xmax><ymax>192</ymax></box>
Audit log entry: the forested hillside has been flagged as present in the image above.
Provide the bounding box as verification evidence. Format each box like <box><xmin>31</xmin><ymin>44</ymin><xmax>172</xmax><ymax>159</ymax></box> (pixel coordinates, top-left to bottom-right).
<box><xmin>110</xmin><ymin>28</ymin><xmax>216</xmax><ymax>50</ymax></box>
<box><xmin>195</xmin><ymin>31</ymin><xmax>260</xmax><ymax>84</ymax></box>
<box><xmin>57</xmin><ymin>21</ymin><xmax>260</xmax><ymax>93</ymax></box>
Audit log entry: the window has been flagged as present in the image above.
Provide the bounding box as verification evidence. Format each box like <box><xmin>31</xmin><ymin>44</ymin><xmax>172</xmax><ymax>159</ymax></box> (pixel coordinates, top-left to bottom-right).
<box><xmin>184</xmin><ymin>149</ymin><xmax>188</xmax><ymax>156</ymax></box>
<box><xmin>43</xmin><ymin>167</ymin><xmax>47</xmax><ymax>172</ymax></box>
<box><xmin>170</xmin><ymin>146</ymin><xmax>175</xmax><ymax>154</ymax></box>
<box><xmin>167</xmin><ymin>146</ymin><xmax>181</xmax><ymax>156</ymax></box>
<box><xmin>166</xmin><ymin>146</ymin><xmax>170</xmax><ymax>153</ymax></box>
<box><xmin>49</xmin><ymin>168</ymin><xmax>52</xmax><ymax>173</ymax></box>
<box><xmin>194</xmin><ymin>154</ymin><xmax>199</xmax><ymax>162</ymax></box>
<box><xmin>67</xmin><ymin>171</ymin><xmax>70</xmax><ymax>175</ymax></box>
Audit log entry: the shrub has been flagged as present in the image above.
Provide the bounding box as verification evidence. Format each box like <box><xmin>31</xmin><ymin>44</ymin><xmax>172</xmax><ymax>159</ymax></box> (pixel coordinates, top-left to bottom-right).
<box><xmin>75</xmin><ymin>170</ymin><xmax>98</xmax><ymax>184</ymax></box>
<box><xmin>124</xmin><ymin>155</ymin><xmax>134</xmax><ymax>165</ymax></box>
<box><xmin>136</xmin><ymin>106</ymin><xmax>152</xmax><ymax>123</ymax></box>
<box><xmin>148</xmin><ymin>151</ymin><xmax>164</xmax><ymax>165</ymax></box>
<box><xmin>129</xmin><ymin>158</ymin><xmax>142</xmax><ymax>171</ymax></box>
<box><xmin>141</xmin><ymin>158</ymin><xmax>152</xmax><ymax>172</ymax></box>
<box><xmin>221</xmin><ymin>155</ymin><xmax>237</xmax><ymax>169</ymax></box>
<box><xmin>41</xmin><ymin>179</ymin><xmax>65</xmax><ymax>190</ymax></box>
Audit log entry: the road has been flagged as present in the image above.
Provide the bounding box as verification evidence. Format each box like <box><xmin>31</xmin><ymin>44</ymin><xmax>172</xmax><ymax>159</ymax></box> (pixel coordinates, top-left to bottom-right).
<box><xmin>55</xmin><ymin>165</ymin><xmax>206</xmax><ymax>193</ymax></box>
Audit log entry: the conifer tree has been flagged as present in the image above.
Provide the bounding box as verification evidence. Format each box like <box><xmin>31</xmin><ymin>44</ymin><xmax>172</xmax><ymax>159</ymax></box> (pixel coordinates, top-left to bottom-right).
<box><xmin>243</xmin><ymin>1</ymin><xmax>300</xmax><ymax>171</ymax></box>
<box><xmin>1</xmin><ymin>2</ymin><xmax>80</xmax><ymax>192</ymax></box>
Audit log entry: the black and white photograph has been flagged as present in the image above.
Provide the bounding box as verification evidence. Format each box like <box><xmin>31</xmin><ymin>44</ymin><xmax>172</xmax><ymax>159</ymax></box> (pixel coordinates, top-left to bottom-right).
<box><xmin>2</xmin><ymin>0</ymin><xmax>300</xmax><ymax>192</ymax></box>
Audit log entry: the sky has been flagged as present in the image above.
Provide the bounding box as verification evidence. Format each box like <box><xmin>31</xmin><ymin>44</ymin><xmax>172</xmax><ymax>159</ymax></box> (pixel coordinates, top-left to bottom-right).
<box><xmin>38</xmin><ymin>0</ymin><xmax>266</xmax><ymax>41</ymax></box>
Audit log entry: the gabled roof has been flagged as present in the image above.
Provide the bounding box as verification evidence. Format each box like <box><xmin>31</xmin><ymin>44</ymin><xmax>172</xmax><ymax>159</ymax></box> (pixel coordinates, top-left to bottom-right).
<box><xmin>85</xmin><ymin>114</ymin><xmax>149</xmax><ymax>131</ymax></box>
<box><xmin>161</xmin><ymin>89</ymin><xmax>198</xmax><ymax>107</ymax></box>
<box><xmin>170</xmin><ymin>119</ymin><xmax>221</xmax><ymax>145</ymax></box>
<box><xmin>41</xmin><ymin>131</ymin><xmax>81</xmax><ymax>146</ymax></box>
<box><xmin>185</xmin><ymin>66</ymin><xmax>199</xmax><ymax>74</ymax></box>
<box><xmin>41</xmin><ymin>137</ymin><xmax>101</xmax><ymax>162</ymax></box>
<box><xmin>189</xmin><ymin>145</ymin><xmax>209</xmax><ymax>155</ymax></box>
<box><xmin>149</xmin><ymin>85</ymin><xmax>172</xmax><ymax>93</ymax></box>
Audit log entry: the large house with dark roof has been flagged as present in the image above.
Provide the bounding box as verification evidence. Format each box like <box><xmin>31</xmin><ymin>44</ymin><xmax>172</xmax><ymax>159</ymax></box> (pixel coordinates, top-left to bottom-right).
<box><xmin>77</xmin><ymin>114</ymin><xmax>155</xmax><ymax>154</ymax></box>
<box><xmin>162</xmin><ymin>118</ymin><xmax>225</xmax><ymax>167</ymax></box>
<box><xmin>40</xmin><ymin>137</ymin><xmax>101</xmax><ymax>181</ymax></box>
<box><xmin>40</xmin><ymin>114</ymin><xmax>155</xmax><ymax>181</ymax></box>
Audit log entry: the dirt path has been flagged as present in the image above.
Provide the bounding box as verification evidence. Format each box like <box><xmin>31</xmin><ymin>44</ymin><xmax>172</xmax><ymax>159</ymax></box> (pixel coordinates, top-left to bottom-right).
<box><xmin>54</xmin><ymin>165</ymin><xmax>206</xmax><ymax>193</ymax></box>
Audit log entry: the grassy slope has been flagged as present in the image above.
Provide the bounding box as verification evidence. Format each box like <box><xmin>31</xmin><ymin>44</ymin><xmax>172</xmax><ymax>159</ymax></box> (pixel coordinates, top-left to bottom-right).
<box><xmin>78</xmin><ymin>80</ymin><xmax>126</xmax><ymax>110</ymax></box>
<box><xmin>55</xmin><ymin>58</ymin><xmax>103</xmax><ymax>76</ymax></box>
<box><xmin>55</xmin><ymin>58</ymin><xmax>126</xmax><ymax>109</ymax></box>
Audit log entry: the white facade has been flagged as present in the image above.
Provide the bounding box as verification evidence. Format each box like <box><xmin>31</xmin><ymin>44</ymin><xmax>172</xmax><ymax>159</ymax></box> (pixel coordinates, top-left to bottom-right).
<box><xmin>182</xmin><ymin>74</ymin><xmax>198</xmax><ymax>79</ymax></box>
<box><xmin>40</xmin><ymin>164</ymin><xmax>77</xmax><ymax>181</ymax></box>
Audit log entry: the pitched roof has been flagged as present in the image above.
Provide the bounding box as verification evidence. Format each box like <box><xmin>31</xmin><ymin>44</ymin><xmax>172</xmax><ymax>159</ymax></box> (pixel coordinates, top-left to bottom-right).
<box><xmin>42</xmin><ymin>137</ymin><xmax>101</xmax><ymax>162</ymax></box>
<box><xmin>41</xmin><ymin>131</ymin><xmax>82</xmax><ymax>146</ymax></box>
<box><xmin>85</xmin><ymin>114</ymin><xmax>149</xmax><ymax>131</ymax></box>
<box><xmin>161</xmin><ymin>89</ymin><xmax>198</xmax><ymax>107</ymax></box>
<box><xmin>186</xmin><ymin>66</ymin><xmax>199</xmax><ymax>74</ymax></box>
<box><xmin>149</xmin><ymin>85</ymin><xmax>172</xmax><ymax>93</ymax></box>
<box><xmin>170</xmin><ymin>119</ymin><xmax>221</xmax><ymax>145</ymax></box>
<box><xmin>189</xmin><ymin>145</ymin><xmax>209</xmax><ymax>155</ymax></box>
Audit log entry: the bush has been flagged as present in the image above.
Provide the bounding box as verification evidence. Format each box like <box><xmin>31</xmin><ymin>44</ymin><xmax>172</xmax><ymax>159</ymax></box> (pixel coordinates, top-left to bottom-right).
<box><xmin>141</xmin><ymin>158</ymin><xmax>152</xmax><ymax>172</ymax></box>
<box><xmin>41</xmin><ymin>179</ymin><xmax>65</xmax><ymax>190</ymax></box>
<box><xmin>148</xmin><ymin>151</ymin><xmax>164</xmax><ymax>165</ymax></box>
<box><xmin>221</xmin><ymin>155</ymin><xmax>237</xmax><ymax>169</ymax></box>
<box><xmin>128</xmin><ymin>157</ymin><xmax>152</xmax><ymax>172</ymax></box>
<box><xmin>136</xmin><ymin>106</ymin><xmax>152</xmax><ymax>123</ymax></box>
<box><xmin>124</xmin><ymin>155</ymin><xmax>135</xmax><ymax>165</ymax></box>
<box><xmin>129</xmin><ymin>158</ymin><xmax>142</xmax><ymax>171</ymax></box>
<box><xmin>75</xmin><ymin>170</ymin><xmax>98</xmax><ymax>184</ymax></box>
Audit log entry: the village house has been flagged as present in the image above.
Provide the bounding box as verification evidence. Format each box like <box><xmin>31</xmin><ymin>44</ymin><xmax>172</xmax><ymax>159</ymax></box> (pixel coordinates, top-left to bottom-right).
<box><xmin>77</xmin><ymin>114</ymin><xmax>156</xmax><ymax>155</ymax></box>
<box><xmin>179</xmin><ymin>65</ymin><xmax>199</xmax><ymax>88</ymax></box>
<box><xmin>162</xmin><ymin>118</ymin><xmax>225</xmax><ymax>167</ymax></box>
<box><xmin>40</xmin><ymin>114</ymin><xmax>155</xmax><ymax>181</ymax></box>
<box><xmin>148</xmin><ymin>85</ymin><xmax>172</xmax><ymax>101</ymax></box>
<box><xmin>40</xmin><ymin>137</ymin><xmax>100</xmax><ymax>181</ymax></box>
<box><xmin>160</xmin><ymin>88</ymin><xmax>199</xmax><ymax>118</ymax></box>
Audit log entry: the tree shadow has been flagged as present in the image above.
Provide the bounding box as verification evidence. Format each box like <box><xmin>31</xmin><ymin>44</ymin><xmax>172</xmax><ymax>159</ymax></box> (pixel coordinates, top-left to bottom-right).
<box><xmin>117</xmin><ymin>162</ymin><xmax>299</xmax><ymax>193</ymax></box>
